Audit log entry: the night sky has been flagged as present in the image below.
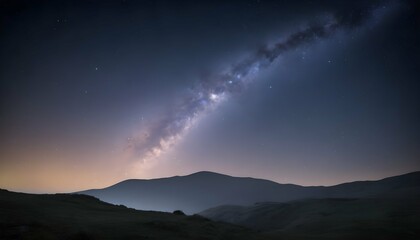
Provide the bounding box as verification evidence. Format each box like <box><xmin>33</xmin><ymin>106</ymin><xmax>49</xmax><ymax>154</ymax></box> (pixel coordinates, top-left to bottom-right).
<box><xmin>1</xmin><ymin>0</ymin><xmax>419</xmax><ymax>193</ymax></box>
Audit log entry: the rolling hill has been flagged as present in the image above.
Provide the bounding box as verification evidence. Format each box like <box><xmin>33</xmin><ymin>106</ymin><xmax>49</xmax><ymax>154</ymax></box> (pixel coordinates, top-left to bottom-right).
<box><xmin>0</xmin><ymin>189</ymin><xmax>267</xmax><ymax>240</ymax></box>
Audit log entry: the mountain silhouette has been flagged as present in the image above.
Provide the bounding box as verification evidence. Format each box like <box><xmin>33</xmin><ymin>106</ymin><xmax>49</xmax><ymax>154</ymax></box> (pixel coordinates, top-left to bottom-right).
<box><xmin>79</xmin><ymin>171</ymin><xmax>420</xmax><ymax>214</ymax></box>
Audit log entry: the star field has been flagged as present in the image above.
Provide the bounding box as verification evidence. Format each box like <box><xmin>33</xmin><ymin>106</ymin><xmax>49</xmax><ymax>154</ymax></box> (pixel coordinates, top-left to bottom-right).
<box><xmin>0</xmin><ymin>0</ymin><xmax>419</xmax><ymax>192</ymax></box>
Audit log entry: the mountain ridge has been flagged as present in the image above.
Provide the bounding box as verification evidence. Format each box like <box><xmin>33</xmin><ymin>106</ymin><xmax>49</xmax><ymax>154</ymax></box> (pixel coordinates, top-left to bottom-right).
<box><xmin>86</xmin><ymin>170</ymin><xmax>420</xmax><ymax>190</ymax></box>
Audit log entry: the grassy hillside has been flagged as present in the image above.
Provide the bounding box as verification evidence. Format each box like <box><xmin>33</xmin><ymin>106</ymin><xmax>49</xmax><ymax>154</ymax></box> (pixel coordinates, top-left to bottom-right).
<box><xmin>200</xmin><ymin>198</ymin><xmax>420</xmax><ymax>240</ymax></box>
<box><xmin>0</xmin><ymin>189</ymin><xmax>267</xmax><ymax>240</ymax></box>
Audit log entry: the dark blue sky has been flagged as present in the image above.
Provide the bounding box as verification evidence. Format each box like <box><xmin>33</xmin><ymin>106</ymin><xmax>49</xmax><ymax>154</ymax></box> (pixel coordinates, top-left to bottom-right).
<box><xmin>1</xmin><ymin>0</ymin><xmax>419</xmax><ymax>192</ymax></box>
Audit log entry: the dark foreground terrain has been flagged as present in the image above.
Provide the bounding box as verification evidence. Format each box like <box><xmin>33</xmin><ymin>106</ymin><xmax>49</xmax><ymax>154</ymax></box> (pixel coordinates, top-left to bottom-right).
<box><xmin>0</xmin><ymin>189</ymin><xmax>265</xmax><ymax>240</ymax></box>
<box><xmin>200</xmin><ymin>197</ymin><xmax>420</xmax><ymax>240</ymax></box>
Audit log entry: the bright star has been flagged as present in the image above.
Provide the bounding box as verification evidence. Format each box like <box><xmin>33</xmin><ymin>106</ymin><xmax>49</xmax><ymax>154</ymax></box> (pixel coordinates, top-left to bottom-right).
<box><xmin>210</xmin><ymin>93</ymin><xmax>218</xmax><ymax>101</ymax></box>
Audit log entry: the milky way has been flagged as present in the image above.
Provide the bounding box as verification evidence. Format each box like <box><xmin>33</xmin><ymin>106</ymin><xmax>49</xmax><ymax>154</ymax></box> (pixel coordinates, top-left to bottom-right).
<box><xmin>127</xmin><ymin>3</ymin><xmax>395</xmax><ymax>163</ymax></box>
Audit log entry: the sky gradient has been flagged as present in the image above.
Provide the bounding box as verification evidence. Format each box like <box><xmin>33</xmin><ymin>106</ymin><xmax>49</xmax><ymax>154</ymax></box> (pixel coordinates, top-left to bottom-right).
<box><xmin>1</xmin><ymin>0</ymin><xmax>419</xmax><ymax>193</ymax></box>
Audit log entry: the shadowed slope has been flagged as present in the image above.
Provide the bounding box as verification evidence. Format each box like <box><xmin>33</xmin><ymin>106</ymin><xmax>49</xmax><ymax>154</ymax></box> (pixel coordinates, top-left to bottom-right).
<box><xmin>200</xmin><ymin>198</ymin><xmax>420</xmax><ymax>240</ymax></box>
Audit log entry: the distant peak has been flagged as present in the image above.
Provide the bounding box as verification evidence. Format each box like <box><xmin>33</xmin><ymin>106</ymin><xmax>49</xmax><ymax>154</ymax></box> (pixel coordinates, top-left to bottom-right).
<box><xmin>186</xmin><ymin>171</ymin><xmax>231</xmax><ymax>177</ymax></box>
